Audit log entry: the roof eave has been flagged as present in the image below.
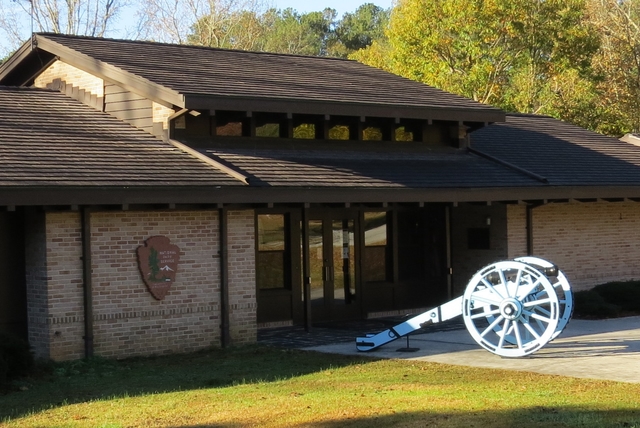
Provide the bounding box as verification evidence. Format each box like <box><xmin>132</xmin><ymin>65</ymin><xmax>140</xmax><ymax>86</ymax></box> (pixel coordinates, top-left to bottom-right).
<box><xmin>3</xmin><ymin>184</ymin><xmax>640</xmax><ymax>207</ymax></box>
<box><xmin>0</xmin><ymin>38</ymin><xmax>57</xmax><ymax>86</ymax></box>
<box><xmin>183</xmin><ymin>93</ymin><xmax>506</xmax><ymax>123</ymax></box>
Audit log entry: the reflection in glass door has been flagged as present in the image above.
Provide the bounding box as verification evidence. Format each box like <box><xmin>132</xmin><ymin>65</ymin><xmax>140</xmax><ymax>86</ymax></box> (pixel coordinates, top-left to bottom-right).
<box><xmin>304</xmin><ymin>215</ymin><xmax>358</xmax><ymax>322</ymax></box>
<box><xmin>332</xmin><ymin>219</ymin><xmax>355</xmax><ymax>306</ymax></box>
<box><xmin>308</xmin><ymin>219</ymin><xmax>325</xmax><ymax>306</ymax></box>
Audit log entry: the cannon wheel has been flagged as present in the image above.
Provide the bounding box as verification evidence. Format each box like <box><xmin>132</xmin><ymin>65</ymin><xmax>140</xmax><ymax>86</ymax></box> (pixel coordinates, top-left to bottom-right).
<box><xmin>462</xmin><ymin>261</ymin><xmax>559</xmax><ymax>358</ymax></box>
<box><xmin>489</xmin><ymin>257</ymin><xmax>573</xmax><ymax>345</ymax></box>
<box><xmin>515</xmin><ymin>257</ymin><xmax>573</xmax><ymax>341</ymax></box>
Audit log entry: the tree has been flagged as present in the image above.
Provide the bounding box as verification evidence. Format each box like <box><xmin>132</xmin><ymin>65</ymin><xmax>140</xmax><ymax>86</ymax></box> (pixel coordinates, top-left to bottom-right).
<box><xmin>0</xmin><ymin>0</ymin><xmax>123</xmax><ymax>56</ymax></box>
<box><xmin>188</xmin><ymin>8</ymin><xmax>264</xmax><ymax>49</ymax></box>
<box><xmin>330</xmin><ymin>3</ymin><xmax>390</xmax><ymax>57</ymax></box>
<box><xmin>354</xmin><ymin>0</ymin><xmax>601</xmax><ymax>128</ymax></box>
<box><xmin>186</xmin><ymin>4</ymin><xmax>387</xmax><ymax>57</ymax></box>
<box><xmin>502</xmin><ymin>0</ymin><xmax>600</xmax><ymax>115</ymax></box>
<box><xmin>259</xmin><ymin>8</ymin><xmax>337</xmax><ymax>56</ymax></box>
<box><xmin>135</xmin><ymin>0</ymin><xmax>267</xmax><ymax>44</ymax></box>
<box><xmin>588</xmin><ymin>0</ymin><xmax>640</xmax><ymax>135</ymax></box>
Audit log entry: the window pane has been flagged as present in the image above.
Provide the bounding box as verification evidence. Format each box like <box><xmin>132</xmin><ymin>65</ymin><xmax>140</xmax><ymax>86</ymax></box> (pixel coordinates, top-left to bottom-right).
<box><xmin>257</xmin><ymin>252</ymin><xmax>285</xmax><ymax>289</ymax></box>
<box><xmin>364</xmin><ymin>211</ymin><xmax>389</xmax><ymax>282</ymax></box>
<box><xmin>328</xmin><ymin>125</ymin><xmax>349</xmax><ymax>140</ymax></box>
<box><xmin>364</xmin><ymin>246</ymin><xmax>387</xmax><ymax>282</ymax></box>
<box><xmin>364</xmin><ymin>212</ymin><xmax>387</xmax><ymax>246</ymax></box>
<box><xmin>256</xmin><ymin>123</ymin><xmax>279</xmax><ymax>137</ymax></box>
<box><xmin>258</xmin><ymin>214</ymin><xmax>285</xmax><ymax>251</ymax></box>
<box><xmin>293</xmin><ymin>124</ymin><xmax>315</xmax><ymax>139</ymax></box>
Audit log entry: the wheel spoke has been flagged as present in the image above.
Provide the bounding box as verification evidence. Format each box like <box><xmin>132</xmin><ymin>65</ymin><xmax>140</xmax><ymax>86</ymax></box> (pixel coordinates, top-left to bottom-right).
<box><xmin>497</xmin><ymin>319</ymin><xmax>510</xmax><ymax>349</ymax></box>
<box><xmin>470</xmin><ymin>308</ymin><xmax>501</xmax><ymax>319</ymax></box>
<box><xmin>498</xmin><ymin>269</ymin><xmax>509</xmax><ymax>297</ymax></box>
<box><xmin>522</xmin><ymin>319</ymin><xmax>541</xmax><ymax>340</ymax></box>
<box><xmin>513</xmin><ymin>320</ymin><xmax>523</xmax><ymax>349</ymax></box>
<box><xmin>516</xmin><ymin>278</ymin><xmax>542</xmax><ymax>300</ymax></box>
<box><xmin>481</xmin><ymin>315</ymin><xmax>504</xmax><ymax>338</ymax></box>
<box><xmin>522</xmin><ymin>298</ymin><xmax>553</xmax><ymax>307</ymax></box>
<box><xmin>531</xmin><ymin>305</ymin><xmax>551</xmax><ymax>317</ymax></box>
<box><xmin>512</xmin><ymin>268</ymin><xmax>523</xmax><ymax>298</ymax></box>
<box><xmin>480</xmin><ymin>277</ymin><xmax>505</xmax><ymax>300</ymax></box>
<box><xmin>470</xmin><ymin>294</ymin><xmax>502</xmax><ymax>307</ymax></box>
<box><xmin>529</xmin><ymin>312</ymin><xmax>553</xmax><ymax>324</ymax></box>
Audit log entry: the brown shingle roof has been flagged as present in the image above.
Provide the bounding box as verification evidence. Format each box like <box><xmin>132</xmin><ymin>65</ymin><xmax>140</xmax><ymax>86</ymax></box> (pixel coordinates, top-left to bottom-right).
<box><xmin>27</xmin><ymin>33</ymin><xmax>503</xmax><ymax>121</ymax></box>
<box><xmin>471</xmin><ymin>114</ymin><xmax>640</xmax><ymax>186</ymax></box>
<box><xmin>0</xmin><ymin>86</ymin><xmax>243</xmax><ymax>187</ymax></box>
<box><xmin>203</xmin><ymin>143</ymin><xmax>542</xmax><ymax>188</ymax></box>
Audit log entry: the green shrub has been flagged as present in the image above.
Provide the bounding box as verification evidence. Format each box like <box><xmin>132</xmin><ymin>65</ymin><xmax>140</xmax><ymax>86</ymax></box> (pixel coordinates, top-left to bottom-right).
<box><xmin>0</xmin><ymin>333</ymin><xmax>33</xmax><ymax>386</ymax></box>
<box><xmin>591</xmin><ymin>281</ymin><xmax>640</xmax><ymax>313</ymax></box>
<box><xmin>573</xmin><ymin>290</ymin><xmax>621</xmax><ymax>319</ymax></box>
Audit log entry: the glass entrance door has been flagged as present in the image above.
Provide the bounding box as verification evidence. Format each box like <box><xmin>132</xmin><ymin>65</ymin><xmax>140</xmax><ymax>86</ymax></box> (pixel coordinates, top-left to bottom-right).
<box><xmin>306</xmin><ymin>214</ymin><xmax>359</xmax><ymax>322</ymax></box>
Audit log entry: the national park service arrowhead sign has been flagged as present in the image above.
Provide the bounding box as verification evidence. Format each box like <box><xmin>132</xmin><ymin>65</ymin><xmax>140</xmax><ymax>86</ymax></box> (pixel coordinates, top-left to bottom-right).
<box><xmin>137</xmin><ymin>236</ymin><xmax>180</xmax><ymax>300</ymax></box>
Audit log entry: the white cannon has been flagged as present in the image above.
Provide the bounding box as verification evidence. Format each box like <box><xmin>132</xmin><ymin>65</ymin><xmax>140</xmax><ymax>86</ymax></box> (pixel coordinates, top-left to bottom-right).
<box><xmin>355</xmin><ymin>257</ymin><xmax>573</xmax><ymax>358</ymax></box>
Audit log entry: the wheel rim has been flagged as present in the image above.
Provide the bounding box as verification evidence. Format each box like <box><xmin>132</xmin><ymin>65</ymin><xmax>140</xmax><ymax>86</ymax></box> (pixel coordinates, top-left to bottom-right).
<box><xmin>463</xmin><ymin>261</ymin><xmax>559</xmax><ymax>357</ymax></box>
<box><xmin>515</xmin><ymin>256</ymin><xmax>573</xmax><ymax>340</ymax></box>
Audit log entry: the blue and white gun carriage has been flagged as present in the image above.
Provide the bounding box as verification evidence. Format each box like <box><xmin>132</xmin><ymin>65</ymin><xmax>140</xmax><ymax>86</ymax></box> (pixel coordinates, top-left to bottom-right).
<box><xmin>356</xmin><ymin>257</ymin><xmax>573</xmax><ymax>358</ymax></box>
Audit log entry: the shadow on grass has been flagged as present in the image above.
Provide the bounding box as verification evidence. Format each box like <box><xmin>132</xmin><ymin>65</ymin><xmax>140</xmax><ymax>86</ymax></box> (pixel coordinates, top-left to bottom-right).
<box><xmin>3</xmin><ymin>345</ymin><xmax>640</xmax><ymax>427</ymax></box>
<box><xmin>0</xmin><ymin>345</ymin><xmax>376</xmax><ymax>422</ymax></box>
<box><xmin>175</xmin><ymin>407</ymin><xmax>640</xmax><ymax>428</ymax></box>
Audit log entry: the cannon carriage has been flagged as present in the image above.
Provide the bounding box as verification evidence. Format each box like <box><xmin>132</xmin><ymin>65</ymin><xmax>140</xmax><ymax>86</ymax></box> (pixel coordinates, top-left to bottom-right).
<box><xmin>356</xmin><ymin>257</ymin><xmax>573</xmax><ymax>358</ymax></box>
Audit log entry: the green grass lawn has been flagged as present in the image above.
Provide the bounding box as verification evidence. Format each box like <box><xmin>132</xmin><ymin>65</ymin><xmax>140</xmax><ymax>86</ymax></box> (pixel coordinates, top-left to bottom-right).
<box><xmin>1</xmin><ymin>345</ymin><xmax>639</xmax><ymax>427</ymax></box>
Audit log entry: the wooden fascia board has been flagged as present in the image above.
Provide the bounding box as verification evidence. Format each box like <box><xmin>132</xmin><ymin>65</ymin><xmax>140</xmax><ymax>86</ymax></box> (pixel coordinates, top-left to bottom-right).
<box><xmin>0</xmin><ymin>41</ymin><xmax>33</xmax><ymax>82</ymax></box>
<box><xmin>0</xmin><ymin>40</ymin><xmax>56</xmax><ymax>86</ymax></box>
<box><xmin>183</xmin><ymin>93</ymin><xmax>506</xmax><ymax>123</ymax></box>
<box><xmin>35</xmin><ymin>35</ymin><xmax>185</xmax><ymax>108</ymax></box>
<box><xmin>5</xmin><ymin>185</ymin><xmax>640</xmax><ymax>206</ymax></box>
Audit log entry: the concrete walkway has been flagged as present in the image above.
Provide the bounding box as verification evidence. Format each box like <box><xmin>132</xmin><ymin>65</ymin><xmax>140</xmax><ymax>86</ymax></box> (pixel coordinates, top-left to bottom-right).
<box><xmin>303</xmin><ymin>316</ymin><xmax>640</xmax><ymax>384</ymax></box>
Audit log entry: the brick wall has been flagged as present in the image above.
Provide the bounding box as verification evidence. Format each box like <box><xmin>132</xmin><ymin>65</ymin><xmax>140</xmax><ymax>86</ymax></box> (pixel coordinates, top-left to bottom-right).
<box><xmin>524</xmin><ymin>201</ymin><xmax>640</xmax><ymax>291</ymax></box>
<box><xmin>90</xmin><ymin>211</ymin><xmax>221</xmax><ymax>358</ymax></box>
<box><xmin>455</xmin><ymin>201</ymin><xmax>640</xmax><ymax>294</ymax></box>
<box><xmin>507</xmin><ymin>204</ymin><xmax>528</xmax><ymax>259</ymax></box>
<box><xmin>153</xmin><ymin>102</ymin><xmax>174</xmax><ymax>132</ymax></box>
<box><xmin>24</xmin><ymin>210</ymin><xmax>51</xmax><ymax>359</ymax></box>
<box><xmin>34</xmin><ymin>60</ymin><xmax>104</xmax><ymax>97</ymax></box>
<box><xmin>26</xmin><ymin>209</ymin><xmax>258</xmax><ymax>361</ymax></box>
<box><xmin>45</xmin><ymin>212</ymin><xmax>85</xmax><ymax>360</ymax></box>
<box><xmin>451</xmin><ymin>204</ymin><xmax>508</xmax><ymax>296</ymax></box>
<box><xmin>227</xmin><ymin>210</ymin><xmax>257</xmax><ymax>344</ymax></box>
<box><xmin>24</xmin><ymin>211</ymin><xmax>85</xmax><ymax>360</ymax></box>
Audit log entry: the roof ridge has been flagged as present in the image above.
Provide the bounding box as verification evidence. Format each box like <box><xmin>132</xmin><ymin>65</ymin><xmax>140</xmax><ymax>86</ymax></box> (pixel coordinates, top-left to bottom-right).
<box><xmin>36</xmin><ymin>32</ymin><xmax>355</xmax><ymax>63</ymax></box>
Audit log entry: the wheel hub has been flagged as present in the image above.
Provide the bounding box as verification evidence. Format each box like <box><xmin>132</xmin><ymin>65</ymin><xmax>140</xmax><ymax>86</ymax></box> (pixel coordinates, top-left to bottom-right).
<box><xmin>500</xmin><ymin>298</ymin><xmax>523</xmax><ymax>321</ymax></box>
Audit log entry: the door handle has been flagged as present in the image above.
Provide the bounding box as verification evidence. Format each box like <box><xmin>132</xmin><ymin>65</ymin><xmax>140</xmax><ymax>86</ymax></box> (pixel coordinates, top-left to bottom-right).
<box><xmin>324</xmin><ymin>266</ymin><xmax>330</xmax><ymax>281</ymax></box>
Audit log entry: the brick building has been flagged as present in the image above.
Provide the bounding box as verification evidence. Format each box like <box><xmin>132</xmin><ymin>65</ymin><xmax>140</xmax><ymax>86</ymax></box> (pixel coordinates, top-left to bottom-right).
<box><xmin>1</xmin><ymin>34</ymin><xmax>640</xmax><ymax>361</ymax></box>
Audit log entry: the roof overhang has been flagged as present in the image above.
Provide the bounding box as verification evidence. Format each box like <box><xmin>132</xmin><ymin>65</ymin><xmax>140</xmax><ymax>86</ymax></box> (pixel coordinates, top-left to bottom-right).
<box><xmin>0</xmin><ymin>38</ymin><xmax>57</xmax><ymax>86</ymax></box>
<box><xmin>184</xmin><ymin>93</ymin><xmax>506</xmax><ymax>123</ymax></box>
<box><xmin>3</xmin><ymin>185</ymin><xmax>640</xmax><ymax>207</ymax></box>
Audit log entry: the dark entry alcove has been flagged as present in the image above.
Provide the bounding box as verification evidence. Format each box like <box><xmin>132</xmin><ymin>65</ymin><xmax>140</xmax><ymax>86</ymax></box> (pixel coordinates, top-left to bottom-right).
<box><xmin>0</xmin><ymin>210</ymin><xmax>27</xmax><ymax>340</ymax></box>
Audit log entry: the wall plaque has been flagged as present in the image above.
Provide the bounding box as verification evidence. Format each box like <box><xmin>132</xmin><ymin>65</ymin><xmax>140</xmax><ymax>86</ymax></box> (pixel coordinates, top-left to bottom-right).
<box><xmin>137</xmin><ymin>236</ymin><xmax>180</xmax><ymax>300</ymax></box>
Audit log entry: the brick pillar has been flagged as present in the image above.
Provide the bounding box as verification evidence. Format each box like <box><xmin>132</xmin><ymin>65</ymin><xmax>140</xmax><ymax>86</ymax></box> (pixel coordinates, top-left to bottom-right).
<box><xmin>227</xmin><ymin>210</ymin><xmax>257</xmax><ymax>344</ymax></box>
